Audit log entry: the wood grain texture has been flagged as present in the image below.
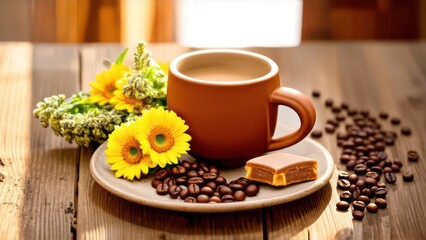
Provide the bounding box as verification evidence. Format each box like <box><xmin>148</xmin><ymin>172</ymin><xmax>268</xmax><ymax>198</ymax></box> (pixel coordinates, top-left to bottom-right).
<box><xmin>76</xmin><ymin>44</ymin><xmax>264</xmax><ymax>239</ymax></box>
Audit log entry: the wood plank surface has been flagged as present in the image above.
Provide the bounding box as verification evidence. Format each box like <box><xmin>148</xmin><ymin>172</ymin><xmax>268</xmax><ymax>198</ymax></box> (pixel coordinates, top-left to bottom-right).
<box><xmin>0</xmin><ymin>44</ymin><xmax>80</xmax><ymax>239</ymax></box>
<box><xmin>76</xmin><ymin>44</ymin><xmax>265</xmax><ymax>240</ymax></box>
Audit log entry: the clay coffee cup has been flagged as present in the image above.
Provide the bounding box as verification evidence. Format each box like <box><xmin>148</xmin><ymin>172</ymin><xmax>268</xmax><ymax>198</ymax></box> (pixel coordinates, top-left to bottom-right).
<box><xmin>167</xmin><ymin>49</ymin><xmax>316</xmax><ymax>168</ymax></box>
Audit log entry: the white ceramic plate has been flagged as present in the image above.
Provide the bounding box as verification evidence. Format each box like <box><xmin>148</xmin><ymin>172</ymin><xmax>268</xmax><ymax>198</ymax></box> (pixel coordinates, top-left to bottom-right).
<box><xmin>90</xmin><ymin>125</ymin><xmax>334</xmax><ymax>213</ymax></box>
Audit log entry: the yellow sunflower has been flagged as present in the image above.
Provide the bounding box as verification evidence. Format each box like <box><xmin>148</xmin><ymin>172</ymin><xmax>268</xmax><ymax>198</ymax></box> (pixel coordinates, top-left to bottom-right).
<box><xmin>136</xmin><ymin>107</ymin><xmax>191</xmax><ymax>168</ymax></box>
<box><xmin>105</xmin><ymin>122</ymin><xmax>157</xmax><ymax>180</ymax></box>
<box><xmin>89</xmin><ymin>64</ymin><xmax>129</xmax><ymax>105</ymax></box>
<box><xmin>110</xmin><ymin>78</ymin><xmax>143</xmax><ymax>113</ymax></box>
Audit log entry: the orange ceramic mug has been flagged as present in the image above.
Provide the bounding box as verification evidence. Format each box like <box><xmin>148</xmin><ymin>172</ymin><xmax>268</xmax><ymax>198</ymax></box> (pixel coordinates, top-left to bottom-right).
<box><xmin>167</xmin><ymin>49</ymin><xmax>316</xmax><ymax>167</ymax></box>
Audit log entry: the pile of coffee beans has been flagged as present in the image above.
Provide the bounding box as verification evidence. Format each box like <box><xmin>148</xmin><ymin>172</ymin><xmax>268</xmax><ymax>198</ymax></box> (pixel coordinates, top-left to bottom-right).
<box><xmin>151</xmin><ymin>160</ymin><xmax>260</xmax><ymax>203</ymax></box>
<box><xmin>310</xmin><ymin>90</ymin><xmax>420</xmax><ymax>220</ymax></box>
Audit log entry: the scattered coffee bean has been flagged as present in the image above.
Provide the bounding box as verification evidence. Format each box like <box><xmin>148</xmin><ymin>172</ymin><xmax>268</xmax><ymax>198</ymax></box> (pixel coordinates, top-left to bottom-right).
<box><xmin>355</xmin><ymin>180</ymin><xmax>366</xmax><ymax>190</ymax></box>
<box><xmin>215</xmin><ymin>176</ymin><xmax>227</xmax><ymax>185</ymax></box>
<box><xmin>332</xmin><ymin>106</ymin><xmax>342</xmax><ymax>113</ymax></box>
<box><xmin>361</xmin><ymin>188</ymin><xmax>373</xmax><ymax>198</ymax></box>
<box><xmin>365</xmin><ymin>178</ymin><xmax>377</xmax><ymax>187</ymax></box>
<box><xmin>348</xmin><ymin>174</ymin><xmax>359</xmax><ymax>184</ymax></box>
<box><xmin>336</xmin><ymin>201</ymin><xmax>350</xmax><ymax>211</ymax></box>
<box><xmin>365</xmin><ymin>172</ymin><xmax>380</xmax><ymax>181</ymax></box>
<box><xmin>169</xmin><ymin>185</ymin><xmax>182</xmax><ymax>199</ymax></box>
<box><xmin>312</xmin><ymin>90</ymin><xmax>321</xmax><ymax>97</ymax></box>
<box><xmin>379</xmin><ymin>112</ymin><xmax>389</xmax><ymax>119</ymax></box>
<box><xmin>400</xmin><ymin>127</ymin><xmax>412</xmax><ymax>136</ymax></box>
<box><xmin>384</xmin><ymin>172</ymin><xmax>397</xmax><ymax>184</ymax></box>
<box><xmin>375</xmin><ymin>198</ymin><xmax>387</xmax><ymax>208</ymax></box>
<box><xmin>354</xmin><ymin>164</ymin><xmax>368</xmax><ymax>175</ymax></box>
<box><xmin>338</xmin><ymin>172</ymin><xmax>350</xmax><ymax>180</ymax></box>
<box><xmin>221</xmin><ymin>194</ymin><xmax>235</xmax><ymax>203</ymax></box>
<box><xmin>188</xmin><ymin>177</ymin><xmax>204</xmax><ymax>186</ymax></box>
<box><xmin>374</xmin><ymin>188</ymin><xmax>387</xmax><ymax>198</ymax></box>
<box><xmin>325</xmin><ymin>99</ymin><xmax>333</xmax><ymax>107</ymax></box>
<box><xmin>200</xmin><ymin>186</ymin><xmax>214</xmax><ymax>197</ymax></box>
<box><xmin>197</xmin><ymin>194</ymin><xmax>210</xmax><ymax>203</ymax></box>
<box><xmin>340</xmin><ymin>191</ymin><xmax>353</xmax><ymax>202</ymax></box>
<box><xmin>186</xmin><ymin>170</ymin><xmax>198</xmax><ymax>178</ymax></box>
<box><xmin>366</xmin><ymin>203</ymin><xmax>379</xmax><ymax>213</ymax></box>
<box><xmin>347</xmin><ymin>160</ymin><xmax>357</xmax><ymax>170</ymax></box>
<box><xmin>352</xmin><ymin>210</ymin><xmax>365</xmax><ymax>220</ymax></box>
<box><xmin>390</xmin><ymin>164</ymin><xmax>400</xmax><ymax>173</ymax></box>
<box><xmin>408</xmin><ymin>150</ymin><xmax>419</xmax><ymax>162</ymax></box>
<box><xmin>209</xmin><ymin>196</ymin><xmax>221</xmax><ymax>203</ymax></box>
<box><xmin>180</xmin><ymin>188</ymin><xmax>189</xmax><ymax>199</ymax></box>
<box><xmin>188</xmin><ymin>183</ymin><xmax>201</xmax><ymax>196</ymax></box>
<box><xmin>325</xmin><ymin>124</ymin><xmax>336</xmax><ymax>133</ymax></box>
<box><xmin>234</xmin><ymin>190</ymin><xmax>246</xmax><ymax>201</ymax></box>
<box><xmin>156</xmin><ymin>183</ymin><xmax>169</xmax><ymax>195</ymax></box>
<box><xmin>337</xmin><ymin>179</ymin><xmax>351</xmax><ymax>190</ymax></box>
<box><xmin>377</xmin><ymin>182</ymin><xmax>386</xmax><ymax>188</ymax></box>
<box><xmin>181</xmin><ymin>160</ymin><xmax>191</xmax><ymax>169</ymax></box>
<box><xmin>154</xmin><ymin>169</ymin><xmax>168</xmax><ymax>180</ymax></box>
<box><xmin>341</xmin><ymin>102</ymin><xmax>349</xmax><ymax>109</ymax></box>
<box><xmin>151</xmin><ymin>179</ymin><xmax>162</xmax><ymax>188</ymax></box>
<box><xmin>403</xmin><ymin>171</ymin><xmax>414</xmax><ymax>182</ymax></box>
<box><xmin>176</xmin><ymin>176</ymin><xmax>188</xmax><ymax>186</ymax></box>
<box><xmin>393</xmin><ymin>160</ymin><xmax>403</xmax><ymax>168</ymax></box>
<box><xmin>357</xmin><ymin>195</ymin><xmax>370</xmax><ymax>205</ymax></box>
<box><xmin>390</xmin><ymin>117</ymin><xmax>401</xmax><ymax>125</ymax></box>
<box><xmin>352</xmin><ymin>200</ymin><xmax>366</xmax><ymax>211</ymax></box>
<box><xmin>310</xmin><ymin>130</ymin><xmax>323</xmax><ymax>138</ymax></box>
<box><xmin>371</xmin><ymin>166</ymin><xmax>383</xmax><ymax>175</ymax></box>
<box><xmin>245</xmin><ymin>184</ymin><xmax>260</xmax><ymax>196</ymax></box>
<box><xmin>184</xmin><ymin>196</ymin><xmax>197</xmax><ymax>203</ymax></box>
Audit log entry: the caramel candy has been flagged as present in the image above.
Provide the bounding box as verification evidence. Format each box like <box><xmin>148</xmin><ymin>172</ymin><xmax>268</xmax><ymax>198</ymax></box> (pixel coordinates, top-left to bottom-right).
<box><xmin>245</xmin><ymin>152</ymin><xmax>318</xmax><ymax>186</ymax></box>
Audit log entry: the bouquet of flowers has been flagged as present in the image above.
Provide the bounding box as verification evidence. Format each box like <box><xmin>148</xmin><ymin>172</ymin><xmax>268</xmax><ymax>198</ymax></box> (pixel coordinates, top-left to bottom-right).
<box><xmin>33</xmin><ymin>42</ymin><xmax>191</xmax><ymax>181</ymax></box>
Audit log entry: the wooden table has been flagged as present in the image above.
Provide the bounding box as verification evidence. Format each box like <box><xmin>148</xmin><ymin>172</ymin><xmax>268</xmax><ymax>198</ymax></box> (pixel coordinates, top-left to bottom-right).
<box><xmin>0</xmin><ymin>42</ymin><xmax>425</xmax><ymax>239</ymax></box>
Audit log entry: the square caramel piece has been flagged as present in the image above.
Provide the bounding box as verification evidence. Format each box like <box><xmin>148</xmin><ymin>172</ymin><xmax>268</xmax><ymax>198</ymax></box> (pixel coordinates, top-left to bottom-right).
<box><xmin>245</xmin><ymin>152</ymin><xmax>318</xmax><ymax>186</ymax></box>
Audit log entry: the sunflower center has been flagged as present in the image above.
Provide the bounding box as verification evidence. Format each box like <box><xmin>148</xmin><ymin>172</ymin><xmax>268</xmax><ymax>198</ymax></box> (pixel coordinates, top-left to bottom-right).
<box><xmin>121</xmin><ymin>137</ymin><xmax>143</xmax><ymax>164</ymax></box>
<box><xmin>148</xmin><ymin>126</ymin><xmax>174</xmax><ymax>153</ymax></box>
<box><xmin>104</xmin><ymin>85</ymin><xmax>116</xmax><ymax>99</ymax></box>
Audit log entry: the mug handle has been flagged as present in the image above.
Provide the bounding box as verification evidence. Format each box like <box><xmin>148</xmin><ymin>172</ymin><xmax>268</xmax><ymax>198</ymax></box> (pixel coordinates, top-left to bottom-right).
<box><xmin>267</xmin><ymin>87</ymin><xmax>316</xmax><ymax>151</ymax></box>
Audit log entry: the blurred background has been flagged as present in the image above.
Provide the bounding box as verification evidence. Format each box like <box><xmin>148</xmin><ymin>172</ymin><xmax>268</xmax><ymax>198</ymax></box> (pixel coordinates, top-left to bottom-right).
<box><xmin>0</xmin><ymin>0</ymin><xmax>424</xmax><ymax>46</ymax></box>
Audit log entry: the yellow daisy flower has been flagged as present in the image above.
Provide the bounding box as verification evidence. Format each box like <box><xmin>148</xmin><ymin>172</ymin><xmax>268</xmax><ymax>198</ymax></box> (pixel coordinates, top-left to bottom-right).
<box><xmin>105</xmin><ymin>122</ymin><xmax>157</xmax><ymax>181</ymax></box>
<box><xmin>89</xmin><ymin>64</ymin><xmax>129</xmax><ymax>105</ymax></box>
<box><xmin>136</xmin><ymin>107</ymin><xmax>191</xmax><ymax>168</ymax></box>
<box><xmin>110</xmin><ymin>78</ymin><xmax>143</xmax><ymax>112</ymax></box>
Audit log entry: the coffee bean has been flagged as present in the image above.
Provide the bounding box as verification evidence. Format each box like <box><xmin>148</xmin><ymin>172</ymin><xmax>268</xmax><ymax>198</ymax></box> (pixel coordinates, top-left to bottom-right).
<box><xmin>202</xmin><ymin>172</ymin><xmax>217</xmax><ymax>181</ymax></box>
<box><xmin>383</xmin><ymin>167</ymin><xmax>392</xmax><ymax>173</ymax></box>
<box><xmin>347</xmin><ymin>160</ymin><xmax>357</xmax><ymax>170</ymax></box>
<box><xmin>336</xmin><ymin>201</ymin><xmax>350</xmax><ymax>211</ymax></box>
<box><xmin>374</xmin><ymin>188</ymin><xmax>387</xmax><ymax>198</ymax></box>
<box><xmin>218</xmin><ymin>185</ymin><xmax>233</xmax><ymax>196</ymax></box>
<box><xmin>156</xmin><ymin>183</ymin><xmax>169</xmax><ymax>195</ymax></box>
<box><xmin>245</xmin><ymin>184</ymin><xmax>260</xmax><ymax>196</ymax></box>
<box><xmin>176</xmin><ymin>176</ymin><xmax>188</xmax><ymax>186</ymax></box>
<box><xmin>154</xmin><ymin>169</ymin><xmax>168</xmax><ymax>180</ymax></box>
<box><xmin>197</xmin><ymin>194</ymin><xmax>210</xmax><ymax>203</ymax></box>
<box><xmin>403</xmin><ymin>171</ymin><xmax>414</xmax><ymax>182</ymax></box>
<box><xmin>390</xmin><ymin>117</ymin><xmax>401</xmax><ymax>125</ymax></box>
<box><xmin>234</xmin><ymin>190</ymin><xmax>246</xmax><ymax>201</ymax></box>
<box><xmin>200</xmin><ymin>186</ymin><xmax>214</xmax><ymax>197</ymax></box>
<box><xmin>197</xmin><ymin>170</ymin><xmax>205</xmax><ymax>177</ymax></box>
<box><xmin>384</xmin><ymin>172</ymin><xmax>397</xmax><ymax>184</ymax></box>
<box><xmin>205</xmin><ymin>181</ymin><xmax>217</xmax><ymax>191</ymax></box>
<box><xmin>377</xmin><ymin>151</ymin><xmax>388</xmax><ymax>160</ymax></box>
<box><xmin>361</xmin><ymin>188</ymin><xmax>373</xmax><ymax>198</ymax></box>
<box><xmin>408</xmin><ymin>150</ymin><xmax>419</xmax><ymax>162</ymax></box>
<box><xmin>341</xmin><ymin>102</ymin><xmax>349</xmax><ymax>109</ymax></box>
<box><xmin>327</xmin><ymin>119</ymin><xmax>339</xmax><ymax>127</ymax></box>
<box><xmin>349</xmin><ymin>184</ymin><xmax>357</xmax><ymax>193</ymax></box>
<box><xmin>188</xmin><ymin>177</ymin><xmax>204</xmax><ymax>186</ymax></box>
<box><xmin>163</xmin><ymin>177</ymin><xmax>176</xmax><ymax>187</ymax></box>
<box><xmin>180</xmin><ymin>188</ymin><xmax>189</xmax><ymax>199</ymax></box>
<box><xmin>348</xmin><ymin>109</ymin><xmax>358</xmax><ymax>116</ymax></box>
<box><xmin>209</xmin><ymin>166</ymin><xmax>220</xmax><ymax>176</ymax></box>
<box><xmin>190</xmin><ymin>162</ymin><xmax>199</xmax><ymax>170</ymax></box>
<box><xmin>186</xmin><ymin>170</ymin><xmax>198</xmax><ymax>178</ymax></box>
<box><xmin>221</xmin><ymin>194</ymin><xmax>235</xmax><ymax>203</ymax></box>
<box><xmin>236</xmin><ymin>179</ymin><xmax>250</xmax><ymax>188</ymax></box>
<box><xmin>172</xmin><ymin>166</ymin><xmax>187</xmax><ymax>176</ymax></box>
<box><xmin>353</xmin><ymin>188</ymin><xmax>361</xmax><ymax>200</ymax></box>
<box><xmin>375</xmin><ymin>198</ymin><xmax>387</xmax><ymax>208</ymax></box>
<box><xmin>215</xmin><ymin>176</ymin><xmax>227</xmax><ymax>185</ymax></box>
<box><xmin>365</xmin><ymin>172</ymin><xmax>380</xmax><ymax>182</ymax></box>
<box><xmin>188</xmin><ymin>183</ymin><xmax>200</xmax><ymax>196</ymax></box>
<box><xmin>213</xmin><ymin>192</ymin><xmax>220</xmax><ymax>198</ymax></box>
<box><xmin>401</xmin><ymin>127</ymin><xmax>412</xmax><ymax>136</ymax></box>
<box><xmin>371</xmin><ymin>166</ymin><xmax>383</xmax><ymax>175</ymax></box>
<box><xmin>367</xmin><ymin>203</ymin><xmax>379</xmax><ymax>213</ymax></box>
<box><xmin>312</xmin><ymin>90</ymin><xmax>321</xmax><ymax>97</ymax></box>
<box><xmin>390</xmin><ymin>164</ymin><xmax>400</xmax><ymax>173</ymax></box>
<box><xmin>311</xmin><ymin>130</ymin><xmax>323</xmax><ymax>138</ymax></box>
<box><xmin>228</xmin><ymin>183</ymin><xmax>245</xmax><ymax>192</ymax></box>
<box><xmin>209</xmin><ymin>196</ymin><xmax>221</xmax><ymax>203</ymax></box>
<box><xmin>354</xmin><ymin>164</ymin><xmax>368</xmax><ymax>175</ymax></box>
<box><xmin>337</xmin><ymin>179</ymin><xmax>351</xmax><ymax>190</ymax></box>
<box><xmin>325</xmin><ymin>99</ymin><xmax>333</xmax><ymax>107</ymax></box>
<box><xmin>393</xmin><ymin>160</ymin><xmax>403</xmax><ymax>167</ymax></box>
<box><xmin>184</xmin><ymin>196</ymin><xmax>197</xmax><ymax>203</ymax></box>
<box><xmin>352</xmin><ymin>210</ymin><xmax>364</xmax><ymax>220</ymax></box>
<box><xmin>151</xmin><ymin>179</ymin><xmax>162</xmax><ymax>188</ymax></box>
<box><xmin>340</xmin><ymin>191</ymin><xmax>353</xmax><ymax>203</ymax></box>
<box><xmin>377</xmin><ymin>182</ymin><xmax>386</xmax><ymax>188</ymax></box>
<box><xmin>384</xmin><ymin>138</ymin><xmax>395</xmax><ymax>146</ymax></box>
<box><xmin>181</xmin><ymin>160</ymin><xmax>191</xmax><ymax>169</ymax></box>
<box><xmin>348</xmin><ymin>174</ymin><xmax>359</xmax><ymax>184</ymax></box>
<box><xmin>338</xmin><ymin>172</ymin><xmax>349</xmax><ymax>180</ymax></box>
<box><xmin>355</xmin><ymin>180</ymin><xmax>366</xmax><ymax>190</ymax></box>
<box><xmin>325</xmin><ymin>124</ymin><xmax>336</xmax><ymax>133</ymax></box>
<box><xmin>379</xmin><ymin>112</ymin><xmax>389</xmax><ymax>119</ymax></box>
<box><xmin>357</xmin><ymin>195</ymin><xmax>370</xmax><ymax>205</ymax></box>
<box><xmin>360</xmin><ymin>110</ymin><xmax>369</xmax><ymax>117</ymax></box>
<box><xmin>200</xmin><ymin>165</ymin><xmax>209</xmax><ymax>173</ymax></box>
<box><xmin>365</xmin><ymin>178</ymin><xmax>377</xmax><ymax>187</ymax></box>
<box><xmin>353</xmin><ymin>200</ymin><xmax>366</xmax><ymax>211</ymax></box>
<box><xmin>169</xmin><ymin>185</ymin><xmax>182</xmax><ymax>199</ymax></box>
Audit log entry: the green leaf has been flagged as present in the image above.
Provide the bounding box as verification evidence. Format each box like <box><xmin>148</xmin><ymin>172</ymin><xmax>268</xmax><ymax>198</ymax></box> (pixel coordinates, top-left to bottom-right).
<box><xmin>115</xmin><ymin>48</ymin><xmax>129</xmax><ymax>65</ymax></box>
